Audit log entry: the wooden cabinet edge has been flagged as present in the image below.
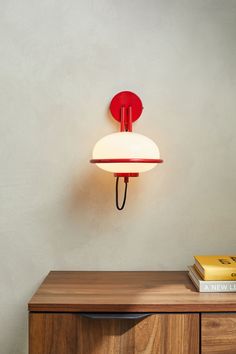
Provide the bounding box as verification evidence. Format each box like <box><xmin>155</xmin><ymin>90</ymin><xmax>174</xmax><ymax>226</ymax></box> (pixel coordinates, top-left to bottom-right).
<box><xmin>28</xmin><ymin>304</ymin><xmax>236</xmax><ymax>312</ymax></box>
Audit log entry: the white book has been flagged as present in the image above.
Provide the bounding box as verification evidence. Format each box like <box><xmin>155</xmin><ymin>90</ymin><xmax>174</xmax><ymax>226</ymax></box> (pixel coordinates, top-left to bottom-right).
<box><xmin>188</xmin><ymin>265</ymin><xmax>236</xmax><ymax>292</ymax></box>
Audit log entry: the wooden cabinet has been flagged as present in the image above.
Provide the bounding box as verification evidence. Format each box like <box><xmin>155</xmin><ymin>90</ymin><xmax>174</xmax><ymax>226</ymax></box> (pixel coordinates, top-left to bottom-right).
<box><xmin>202</xmin><ymin>314</ymin><xmax>236</xmax><ymax>354</ymax></box>
<box><xmin>28</xmin><ymin>271</ymin><xmax>236</xmax><ymax>354</ymax></box>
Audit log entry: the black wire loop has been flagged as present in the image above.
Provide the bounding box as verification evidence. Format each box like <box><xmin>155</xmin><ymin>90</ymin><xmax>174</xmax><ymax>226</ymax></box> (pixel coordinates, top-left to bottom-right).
<box><xmin>115</xmin><ymin>177</ymin><xmax>128</xmax><ymax>210</ymax></box>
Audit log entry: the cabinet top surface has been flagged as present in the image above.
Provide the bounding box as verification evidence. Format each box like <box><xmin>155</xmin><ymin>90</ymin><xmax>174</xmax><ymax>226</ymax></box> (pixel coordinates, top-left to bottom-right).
<box><xmin>28</xmin><ymin>271</ymin><xmax>236</xmax><ymax>312</ymax></box>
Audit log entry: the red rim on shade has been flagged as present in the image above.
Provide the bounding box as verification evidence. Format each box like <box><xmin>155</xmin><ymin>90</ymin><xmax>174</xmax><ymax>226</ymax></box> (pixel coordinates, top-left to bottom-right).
<box><xmin>90</xmin><ymin>158</ymin><xmax>163</xmax><ymax>164</ymax></box>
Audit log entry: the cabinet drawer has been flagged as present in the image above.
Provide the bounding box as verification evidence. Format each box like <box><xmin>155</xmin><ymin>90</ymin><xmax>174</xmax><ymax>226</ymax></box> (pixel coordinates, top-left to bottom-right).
<box><xmin>202</xmin><ymin>313</ymin><xmax>236</xmax><ymax>354</ymax></box>
<box><xmin>29</xmin><ymin>313</ymin><xmax>199</xmax><ymax>354</ymax></box>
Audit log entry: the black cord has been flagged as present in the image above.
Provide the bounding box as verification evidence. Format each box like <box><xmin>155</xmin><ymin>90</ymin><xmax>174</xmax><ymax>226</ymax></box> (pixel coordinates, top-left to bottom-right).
<box><xmin>115</xmin><ymin>177</ymin><xmax>128</xmax><ymax>210</ymax></box>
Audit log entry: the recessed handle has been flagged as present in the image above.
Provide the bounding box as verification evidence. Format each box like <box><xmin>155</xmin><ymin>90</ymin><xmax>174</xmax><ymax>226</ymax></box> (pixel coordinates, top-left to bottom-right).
<box><xmin>80</xmin><ymin>313</ymin><xmax>151</xmax><ymax>320</ymax></box>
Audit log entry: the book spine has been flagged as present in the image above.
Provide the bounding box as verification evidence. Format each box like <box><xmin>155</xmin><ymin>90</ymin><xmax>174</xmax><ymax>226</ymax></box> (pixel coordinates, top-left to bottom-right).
<box><xmin>204</xmin><ymin>271</ymin><xmax>236</xmax><ymax>281</ymax></box>
<box><xmin>188</xmin><ymin>271</ymin><xmax>236</xmax><ymax>292</ymax></box>
<box><xmin>199</xmin><ymin>281</ymin><xmax>236</xmax><ymax>292</ymax></box>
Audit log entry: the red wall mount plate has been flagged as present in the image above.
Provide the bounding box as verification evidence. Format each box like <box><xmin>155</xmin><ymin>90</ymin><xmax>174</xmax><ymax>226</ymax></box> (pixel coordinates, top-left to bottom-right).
<box><xmin>110</xmin><ymin>91</ymin><xmax>143</xmax><ymax>123</ymax></box>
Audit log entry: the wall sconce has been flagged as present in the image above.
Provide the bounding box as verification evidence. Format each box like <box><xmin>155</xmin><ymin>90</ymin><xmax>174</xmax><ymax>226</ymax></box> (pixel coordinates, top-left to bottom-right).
<box><xmin>90</xmin><ymin>91</ymin><xmax>163</xmax><ymax>210</ymax></box>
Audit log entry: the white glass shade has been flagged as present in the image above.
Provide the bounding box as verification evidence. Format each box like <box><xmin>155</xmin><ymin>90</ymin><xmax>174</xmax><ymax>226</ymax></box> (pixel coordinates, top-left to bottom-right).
<box><xmin>92</xmin><ymin>132</ymin><xmax>160</xmax><ymax>173</ymax></box>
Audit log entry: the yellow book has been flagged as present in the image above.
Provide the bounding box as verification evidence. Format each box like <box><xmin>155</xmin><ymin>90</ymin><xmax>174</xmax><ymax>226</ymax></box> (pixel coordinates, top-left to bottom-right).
<box><xmin>194</xmin><ymin>255</ymin><xmax>236</xmax><ymax>281</ymax></box>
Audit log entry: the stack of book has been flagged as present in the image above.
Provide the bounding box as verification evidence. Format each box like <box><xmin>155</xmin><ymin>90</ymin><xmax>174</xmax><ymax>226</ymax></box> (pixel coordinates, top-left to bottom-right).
<box><xmin>188</xmin><ymin>255</ymin><xmax>236</xmax><ymax>292</ymax></box>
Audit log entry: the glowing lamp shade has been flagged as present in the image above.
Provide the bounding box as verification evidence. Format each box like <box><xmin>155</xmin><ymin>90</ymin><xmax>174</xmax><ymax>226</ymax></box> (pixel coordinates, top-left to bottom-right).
<box><xmin>92</xmin><ymin>132</ymin><xmax>161</xmax><ymax>173</ymax></box>
<box><xmin>90</xmin><ymin>90</ymin><xmax>164</xmax><ymax>210</ymax></box>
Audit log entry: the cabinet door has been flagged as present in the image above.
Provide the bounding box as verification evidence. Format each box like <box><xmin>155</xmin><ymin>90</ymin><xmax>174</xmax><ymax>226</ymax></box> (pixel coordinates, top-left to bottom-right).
<box><xmin>202</xmin><ymin>313</ymin><xmax>236</xmax><ymax>354</ymax></box>
<box><xmin>29</xmin><ymin>313</ymin><xmax>199</xmax><ymax>354</ymax></box>
<box><xmin>29</xmin><ymin>313</ymin><xmax>77</xmax><ymax>354</ymax></box>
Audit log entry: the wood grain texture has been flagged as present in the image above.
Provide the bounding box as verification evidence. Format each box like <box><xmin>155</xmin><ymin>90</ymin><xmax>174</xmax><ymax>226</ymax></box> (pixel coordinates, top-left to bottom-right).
<box><xmin>132</xmin><ymin>313</ymin><xmax>199</xmax><ymax>354</ymax></box>
<box><xmin>28</xmin><ymin>271</ymin><xmax>236</xmax><ymax>312</ymax></box>
<box><xmin>202</xmin><ymin>313</ymin><xmax>236</xmax><ymax>354</ymax></box>
<box><xmin>29</xmin><ymin>313</ymin><xmax>77</xmax><ymax>354</ymax></box>
<box><xmin>29</xmin><ymin>313</ymin><xmax>199</xmax><ymax>354</ymax></box>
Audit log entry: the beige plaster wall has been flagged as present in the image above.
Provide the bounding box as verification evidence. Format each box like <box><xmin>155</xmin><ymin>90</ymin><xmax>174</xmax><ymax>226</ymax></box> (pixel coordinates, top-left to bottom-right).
<box><xmin>0</xmin><ymin>0</ymin><xmax>236</xmax><ymax>352</ymax></box>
